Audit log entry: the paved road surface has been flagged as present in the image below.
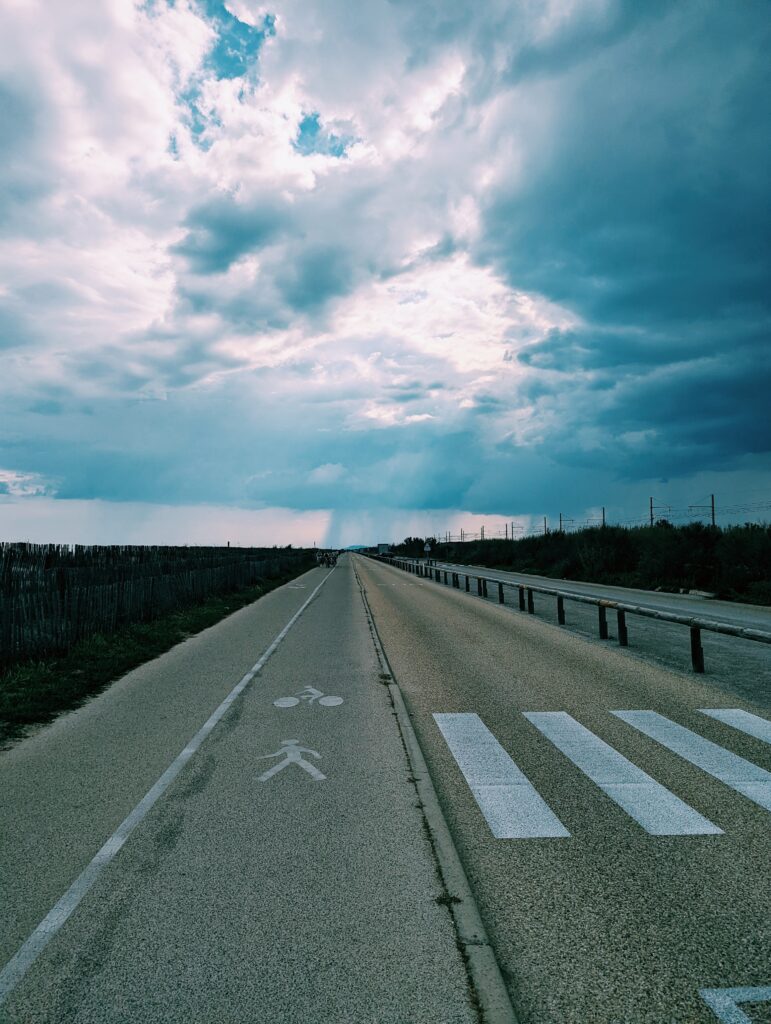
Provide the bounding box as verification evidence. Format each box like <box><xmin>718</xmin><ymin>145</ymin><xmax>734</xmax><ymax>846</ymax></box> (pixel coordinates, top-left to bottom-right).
<box><xmin>0</xmin><ymin>559</ymin><xmax>476</xmax><ymax>1023</ymax></box>
<box><xmin>412</xmin><ymin>558</ymin><xmax>771</xmax><ymax>703</ymax></box>
<box><xmin>356</xmin><ymin>555</ymin><xmax>771</xmax><ymax>1023</ymax></box>
<box><xmin>3</xmin><ymin>552</ymin><xmax>770</xmax><ymax>1022</ymax></box>
<box><xmin>427</xmin><ymin>558</ymin><xmax>771</xmax><ymax>632</ymax></box>
<box><xmin>427</xmin><ymin>557</ymin><xmax>769</xmax><ymax>626</ymax></box>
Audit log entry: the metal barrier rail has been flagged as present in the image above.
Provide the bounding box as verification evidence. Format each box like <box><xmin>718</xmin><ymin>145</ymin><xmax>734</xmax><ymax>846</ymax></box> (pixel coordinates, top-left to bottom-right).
<box><xmin>366</xmin><ymin>555</ymin><xmax>771</xmax><ymax>674</ymax></box>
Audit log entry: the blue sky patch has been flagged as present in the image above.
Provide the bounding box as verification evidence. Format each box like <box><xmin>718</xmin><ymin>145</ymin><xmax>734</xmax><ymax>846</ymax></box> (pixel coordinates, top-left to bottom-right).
<box><xmin>178</xmin><ymin>84</ymin><xmax>216</xmax><ymax>150</ymax></box>
<box><xmin>294</xmin><ymin>113</ymin><xmax>353</xmax><ymax>158</ymax></box>
<box><xmin>200</xmin><ymin>1</ymin><xmax>273</xmax><ymax>80</ymax></box>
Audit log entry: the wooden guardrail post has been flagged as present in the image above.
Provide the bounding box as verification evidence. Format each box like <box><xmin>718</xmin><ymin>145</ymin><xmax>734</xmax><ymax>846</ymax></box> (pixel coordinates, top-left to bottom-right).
<box><xmin>482</xmin><ymin>578</ymin><xmax>488</xmax><ymax>598</ymax></box>
<box><xmin>527</xmin><ymin>588</ymin><xmax>534</xmax><ymax>614</ymax></box>
<box><xmin>598</xmin><ymin>605</ymin><xmax>609</xmax><ymax>639</ymax></box>
<box><xmin>498</xmin><ymin>581</ymin><xmax>505</xmax><ymax>604</ymax></box>
<box><xmin>519</xmin><ymin>586</ymin><xmax>525</xmax><ymax>611</ymax></box>
<box><xmin>465</xmin><ymin>575</ymin><xmax>470</xmax><ymax>592</ymax></box>
<box><xmin>557</xmin><ymin>595</ymin><xmax>565</xmax><ymax>625</ymax></box>
<box><xmin>690</xmin><ymin>626</ymin><xmax>705</xmax><ymax>673</ymax></box>
<box><xmin>617</xmin><ymin>610</ymin><xmax>628</xmax><ymax>647</ymax></box>
<box><xmin>477</xmin><ymin>577</ymin><xmax>482</xmax><ymax>596</ymax></box>
<box><xmin>444</xmin><ymin>570</ymin><xmax>448</xmax><ymax>584</ymax></box>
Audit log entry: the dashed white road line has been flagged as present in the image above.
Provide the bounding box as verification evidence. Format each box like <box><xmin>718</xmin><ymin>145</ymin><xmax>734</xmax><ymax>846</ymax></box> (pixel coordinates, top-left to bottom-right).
<box><xmin>433</xmin><ymin>713</ymin><xmax>569</xmax><ymax>839</ymax></box>
<box><xmin>0</xmin><ymin>569</ymin><xmax>335</xmax><ymax>1007</ymax></box>
<box><xmin>699</xmin><ymin>709</ymin><xmax>771</xmax><ymax>746</ymax></box>
<box><xmin>524</xmin><ymin>712</ymin><xmax>721</xmax><ymax>835</ymax></box>
<box><xmin>613</xmin><ymin>711</ymin><xmax>771</xmax><ymax>813</ymax></box>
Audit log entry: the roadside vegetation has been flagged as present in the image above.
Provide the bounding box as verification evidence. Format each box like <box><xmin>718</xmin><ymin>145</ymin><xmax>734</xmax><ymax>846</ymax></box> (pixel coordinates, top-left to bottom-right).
<box><xmin>0</xmin><ymin>553</ymin><xmax>315</xmax><ymax>746</ymax></box>
<box><xmin>392</xmin><ymin>523</ymin><xmax>771</xmax><ymax>606</ymax></box>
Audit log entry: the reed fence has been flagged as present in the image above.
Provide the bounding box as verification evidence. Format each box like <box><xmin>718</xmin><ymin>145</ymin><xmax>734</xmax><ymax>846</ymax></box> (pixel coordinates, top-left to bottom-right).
<box><xmin>0</xmin><ymin>543</ymin><xmax>312</xmax><ymax>667</ymax></box>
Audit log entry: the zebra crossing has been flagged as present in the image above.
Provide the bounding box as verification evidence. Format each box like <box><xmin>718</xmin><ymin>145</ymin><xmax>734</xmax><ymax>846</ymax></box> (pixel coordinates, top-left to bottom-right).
<box><xmin>433</xmin><ymin>709</ymin><xmax>771</xmax><ymax>839</ymax></box>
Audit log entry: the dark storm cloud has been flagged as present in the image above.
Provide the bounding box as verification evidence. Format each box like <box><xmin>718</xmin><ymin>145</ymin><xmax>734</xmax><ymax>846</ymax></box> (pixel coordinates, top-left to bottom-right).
<box><xmin>0</xmin><ymin>81</ymin><xmax>54</xmax><ymax>223</ymax></box>
<box><xmin>275</xmin><ymin>244</ymin><xmax>355</xmax><ymax>312</ymax></box>
<box><xmin>172</xmin><ymin>193</ymin><xmax>290</xmax><ymax>273</ymax></box>
<box><xmin>478</xmin><ymin>0</ymin><xmax>771</xmax><ymax>478</ymax></box>
<box><xmin>0</xmin><ymin>301</ymin><xmax>40</xmax><ymax>351</ymax></box>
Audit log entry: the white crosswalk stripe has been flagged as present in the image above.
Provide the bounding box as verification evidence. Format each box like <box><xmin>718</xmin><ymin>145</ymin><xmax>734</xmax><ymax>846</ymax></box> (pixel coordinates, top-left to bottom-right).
<box><xmin>698</xmin><ymin>709</ymin><xmax>771</xmax><ymax>746</ymax></box>
<box><xmin>613</xmin><ymin>711</ymin><xmax>771</xmax><ymax>813</ymax></box>
<box><xmin>523</xmin><ymin>712</ymin><xmax>721</xmax><ymax>835</ymax></box>
<box><xmin>433</xmin><ymin>710</ymin><xmax>771</xmax><ymax>840</ymax></box>
<box><xmin>433</xmin><ymin>713</ymin><xmax>570</xmax><ymax>839</ymax></box>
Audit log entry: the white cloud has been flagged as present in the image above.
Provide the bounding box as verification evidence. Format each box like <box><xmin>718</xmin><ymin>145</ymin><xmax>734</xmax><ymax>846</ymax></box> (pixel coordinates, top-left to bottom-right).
<box><xmin>1</xmin><ymin>0</ymin><xmax>768</xmax><ymax>536</ymax></box>
<box><xmin>0</xmin><ymin>469</ymin><xmax>55</xmax><ymax>497</ymax></box>
<box><xmin>307</xmin><ymin>463</ymin><xmax>346</xmax><ymax>484</ymax></box>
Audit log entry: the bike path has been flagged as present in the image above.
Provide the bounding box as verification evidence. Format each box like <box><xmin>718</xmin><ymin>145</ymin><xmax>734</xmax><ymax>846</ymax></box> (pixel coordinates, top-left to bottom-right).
<box><xmin>1</xmin><ymin>557</ymin><xmax>476</xmax><ymax>1022</ymax></box>
<box><xmin>1</xmin><ymin>566</ymin><xmax>328</xmax><ymax>970</ymax></box>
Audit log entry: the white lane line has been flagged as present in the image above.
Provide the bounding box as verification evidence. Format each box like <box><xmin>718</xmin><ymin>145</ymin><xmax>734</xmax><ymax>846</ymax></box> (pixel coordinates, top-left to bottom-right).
<box><xmin>433</xmin><ymin>713</ymin><xmax>569</xmax><ymax>839</ymax></box>
<box><xmin>699</xmin><ymin>709</ymin><xmax>771</xmax><ymax>746</ymax></box>
<box><xmin>524</xmin><ymin>713</ymin><xmax>721</xmax><ymax>835</ymax></box>
<box><xmin>700</xmin><ymin>985</ymin><xmax>771</xmax><ymax>1022</ymax></box>
<box><xmin>0</xmin><ymin>569</ymin><xmax>335</xmax><ymax>1007</ymax></box>
<box><xmin>613</xmin><ymin>711</ymin><xmax>771</xmax><ymax>813</ymax></box>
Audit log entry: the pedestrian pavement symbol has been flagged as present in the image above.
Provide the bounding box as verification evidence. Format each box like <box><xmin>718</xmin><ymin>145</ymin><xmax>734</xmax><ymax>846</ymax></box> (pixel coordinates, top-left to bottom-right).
<box><xmin>257</xmin><ymin>740</ymin><xmax>326</xmax><ymax>782</ymax></box>
<box><xmin>273</xmin><ymin>686</ymin><xmax>343</xmax><ymax>708</ymax></box>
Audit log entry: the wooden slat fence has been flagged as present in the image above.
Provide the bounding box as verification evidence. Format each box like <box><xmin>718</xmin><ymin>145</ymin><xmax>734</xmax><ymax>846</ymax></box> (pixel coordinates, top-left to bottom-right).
<box><xmin>0</xmin><ymin>544</ymin><xmax>312</xmax><ymax>667</ymax></box>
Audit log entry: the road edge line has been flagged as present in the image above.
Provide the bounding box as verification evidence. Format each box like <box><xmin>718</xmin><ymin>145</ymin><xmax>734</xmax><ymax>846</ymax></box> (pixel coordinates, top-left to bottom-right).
<box><xmin>0</xmin><ymin>566</ymin><xmax>336</xmax><ymax>1007</ymax></box>
<box><xmin>353</xmin><ymin>557</ymin><xmax>519</xmax><ymax>1024</ymax></box>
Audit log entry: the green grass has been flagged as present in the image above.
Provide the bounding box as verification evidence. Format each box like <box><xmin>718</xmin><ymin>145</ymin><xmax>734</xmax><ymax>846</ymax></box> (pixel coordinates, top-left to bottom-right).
<box><xmin>0</xmin><ymin>566</ymin><xmax>312</xmax><ymax>747</ymax></box>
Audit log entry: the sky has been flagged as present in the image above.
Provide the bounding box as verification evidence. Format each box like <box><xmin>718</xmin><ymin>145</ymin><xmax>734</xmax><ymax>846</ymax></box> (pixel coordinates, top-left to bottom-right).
<box><xmin>1</xmin><ymin>0</ymin><xmax>769</xmax><ymax>547</ymax></box>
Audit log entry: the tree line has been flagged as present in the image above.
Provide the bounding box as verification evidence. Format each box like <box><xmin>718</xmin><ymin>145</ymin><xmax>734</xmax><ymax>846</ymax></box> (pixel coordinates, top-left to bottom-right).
<box><xmin>391</xmin><ymin>523</ymin><xmax>771</xmax><ymax>605</ymax></box>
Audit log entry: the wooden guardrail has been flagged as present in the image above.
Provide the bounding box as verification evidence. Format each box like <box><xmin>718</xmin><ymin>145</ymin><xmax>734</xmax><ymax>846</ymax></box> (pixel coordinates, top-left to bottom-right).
<box><xmin>367</xmin><ymin>555</ymin><xmax>771</xmax><ymax>674</ymax></box>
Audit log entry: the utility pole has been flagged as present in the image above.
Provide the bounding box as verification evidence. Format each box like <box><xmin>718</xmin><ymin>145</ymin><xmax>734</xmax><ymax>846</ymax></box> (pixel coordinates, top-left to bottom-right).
<box><xmin>602</xmin><ymin>506</ymin><xmax>606</xmax><ymax>528</ymax></box>
<box><xmin>543</xmin><ymin>516</ymin><xmax>547</xmax><ymax>535</ymax></box>
<box><xmin>649</xmin><ymin>497</ymin><xmax>654</xmax><ymax>526</ymax></box>
<box><xmin>505</xmin><ymin>522</ymin><xmax>508</xmax><ymax>540</ymax></box>
<box><xmin>481</xmin><ymin>525</ymin><xmax>485</xmax><ymax>541</ymax></box>
<box><xmin>711</xmin><ymin>493</ymin><xmax>716</xmax><ymax>527</ymax></box>
<box><xmin>559</xmin><ymin>513</ymin><xmax>563</xmax><ymax>532</ymax></box>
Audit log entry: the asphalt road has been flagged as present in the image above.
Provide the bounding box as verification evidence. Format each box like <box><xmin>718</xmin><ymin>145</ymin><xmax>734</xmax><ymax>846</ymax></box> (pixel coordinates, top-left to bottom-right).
<box><xmin>428</xmin><ymin>558</ymin><xmax>771</xmax><ymax>631</ymax></box>
<box><xmin>415</xmin><ymin>559</ymin><xmax>771</xmax><ymax>705</ymax></box>
<box><xmin>356</xmin><ymin>555</ymin><xmax>771</xmax><ymax>1023</ymax></box>
<box><xmin>3</xmin><ymin>553</ymin><xmax>769</xmax><ymax>1023</ymax></box>
<box><xmin>0</xmin><ymin>558</ymin><xmax>476</xmax><ymax>1023</ymax></box>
